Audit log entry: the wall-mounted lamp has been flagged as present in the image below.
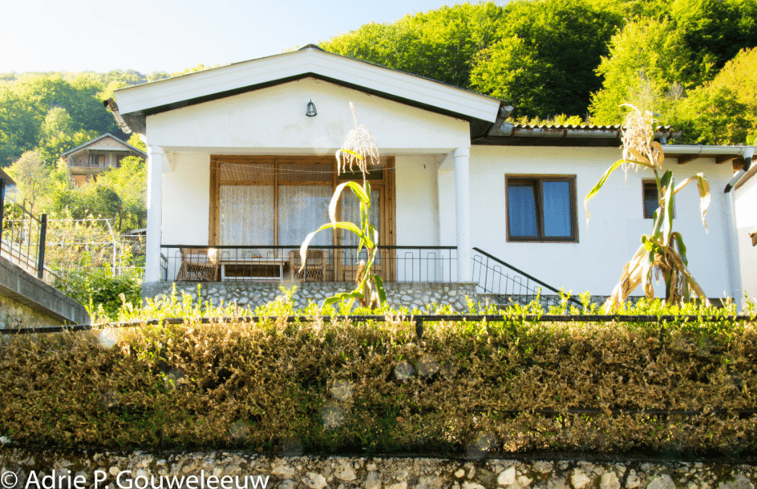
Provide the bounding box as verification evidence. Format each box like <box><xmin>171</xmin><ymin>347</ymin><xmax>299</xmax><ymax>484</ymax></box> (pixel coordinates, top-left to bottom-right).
<box><xmin>306</xmin><ymin>100</ymin><xmax>317</xmax><ymax>117</ymax></box>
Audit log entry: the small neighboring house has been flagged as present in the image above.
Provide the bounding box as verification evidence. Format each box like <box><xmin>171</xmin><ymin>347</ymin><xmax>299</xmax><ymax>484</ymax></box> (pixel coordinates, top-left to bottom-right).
<box><xmin>61</xmin><ymin>133</ymin><xmax>146</xmax><ymax>186</ymax></box>
<box><xmin>105</xmin><ymin>45</ymin><xmax>755</xmax><ymax>307</ymax></box>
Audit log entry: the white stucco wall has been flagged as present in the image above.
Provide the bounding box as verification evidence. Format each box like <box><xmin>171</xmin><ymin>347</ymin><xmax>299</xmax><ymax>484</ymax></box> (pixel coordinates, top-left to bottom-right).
<box><xmin>447</xmin><ymin>146</ymin><xmax>737</xmax><ymax>298</ymax></box>
<box><xmin>735</xmin><ymin>173</ymin><xmax>757</xmax><ymax>300</ymax></box>
<box><xmin>394</xmin><ymin>155</ymin><xmax>446</xmax><ymax>281</ymax></box>
<box><xmin>145</xmin><ymin>78</ymin><xmax>470</xmax><ymax>154</ymax></box>
<box><xmin>395</xmin><ymin>155</ymin><xmax>440</xmax><ymax>247</ymax></box>
<box><xmin>161</xmin><ymin>153</ymin><xmax>210</xmax><ymax>246</ymax></box>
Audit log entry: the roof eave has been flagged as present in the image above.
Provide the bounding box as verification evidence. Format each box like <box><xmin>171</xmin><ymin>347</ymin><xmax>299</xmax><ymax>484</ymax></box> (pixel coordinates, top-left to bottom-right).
<box><xmin>112</xmin><ymin>46</ymin><xmax>502</xmax><ymax>132</ymax></box>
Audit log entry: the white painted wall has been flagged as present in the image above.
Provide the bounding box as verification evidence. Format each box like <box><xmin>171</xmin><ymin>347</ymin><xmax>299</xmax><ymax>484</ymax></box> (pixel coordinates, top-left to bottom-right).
<box><xmin>145</xmin><ymin>78</ymin><xmax>470</xmax><ymax>154</ymax></box>
<box><xmin>161</xmin><ymin>153</ymin><xmax>210</xmax><ymax>246</ymax></box>
<box><xmin>395</xmin><ymin>155</ymin><xmax>440</xmax><ymax>247</ymax></box>
<box><xmin>735</xmin><ymin>173</ymin><xmax>757</xmax><ymax>300</ymax></box>
<box><xmin>450</xmin><ymin>146</ymin><xmax>736</xmax><ymax>298</ymax></box>
<box><xmin>394</xmin><ymin>155</ymin><xmax>447</xmax><ymax>281</ymax></box>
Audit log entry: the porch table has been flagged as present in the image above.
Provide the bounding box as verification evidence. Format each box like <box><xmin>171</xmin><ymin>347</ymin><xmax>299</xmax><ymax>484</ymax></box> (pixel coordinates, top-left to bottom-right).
<box><xmin>220</xmin><ymin>257</ymin><xmax>289</xmax><ymax>281</ymax></box>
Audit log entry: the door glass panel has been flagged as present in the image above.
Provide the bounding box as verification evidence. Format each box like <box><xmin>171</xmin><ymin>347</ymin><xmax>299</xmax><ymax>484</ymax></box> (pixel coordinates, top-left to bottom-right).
<box><xmin>278</xmin><ymin>185</ymin><xmax>332</xmax><ymax>246</ymax></box>
<box><xmin>219</xmin><ymin>185</ymin><xmax>274</xmax><ymax>246</ymax></box>
<box><xmin>340</xmin><ymin>188</ymin><xmax>380</xmax><ymax>268</ymax></box>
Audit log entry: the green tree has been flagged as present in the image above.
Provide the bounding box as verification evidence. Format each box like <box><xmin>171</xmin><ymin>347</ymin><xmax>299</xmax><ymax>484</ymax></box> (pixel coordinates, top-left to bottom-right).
<box><xmin>0</xmin><ymin>73</ymin><xmax>122</xmax><ymax>165</ymax></box>
<box><xmin>6</xmin><ymin>150</ymin><xmax>51</xmax><ymax>210</ymax></box>
<box><xmin>471</xmin><ymin>0</ymin><xmax>623</xmax><ymax>118</ymax></box>
<box><xmin>589</xmin><ymin>17</ymin><xmax>695</xmax><ymax>124</ymax></box>
<box><xmin>669</xmin><ymin>0</ymin><xmax>757</xmax><ymax>74</ymax></box>
<box><xmin>36</xmin><ymin>107</ymin><xmax>98</xmax><ymax>164</ymax></box>
<box><xmin>321</xmin><ymin>2</ymin><xmax>508</xmax><ymax>89</ymax></box>
<box><xmin>97</xmin><ymin>156</ymin><xmax>147</xmax><ymax>230</ymax></box>
<box><xmin>0</xmin><ymin>84</ymin><xmax>41</xmax><ymax>166</ymax></box>
<box><xmin>48</xmin><ymin>156</ymin><xmax>146</xmax><ymax>232</ymax></box>
<box><xmin>672</xmin><ymin>47</ymin><xmax>757</xmax><ymax>144</ymax></box>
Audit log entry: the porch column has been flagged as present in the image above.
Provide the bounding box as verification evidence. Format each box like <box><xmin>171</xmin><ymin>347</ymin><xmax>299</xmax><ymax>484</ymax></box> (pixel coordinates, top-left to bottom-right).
<box><xmin>454</xmin><ymin>146</ymin><xmax>472</xmax><ymax>282</ymax></box>
<box><xmin>145</xmin><ymin>145</ymin><xmax>164</xmax><ymax>282</ymax></box>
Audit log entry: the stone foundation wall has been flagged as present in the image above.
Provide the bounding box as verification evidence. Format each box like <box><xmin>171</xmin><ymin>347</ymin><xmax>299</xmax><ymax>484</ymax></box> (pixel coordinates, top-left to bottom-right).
<box><xmin>141</xmin><ymin>282</ymin><xmax>479</xmax><ymax>312</ymax></box>
<box><xmin>0</xmin><ymin>448</ymin><xmax>754</xmax><ymax>489</ymax></box>
<box><xmin>0</xmin><ymin>294</ymin><xmax>63</xmax><ymax>329</ymax></box>
<box><xmin>0</xmin><ymin>256</ymin><xmax>89</xmax><ymax>328</ymax></box>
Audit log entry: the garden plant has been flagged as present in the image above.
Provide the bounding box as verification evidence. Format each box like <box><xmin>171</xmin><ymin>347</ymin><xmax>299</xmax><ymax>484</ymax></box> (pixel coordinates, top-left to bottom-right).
<box><xmin>300</xmin><ymin>103</ymin><xmax>386</xmax><ymax>310</ymax></box>
<box><xmin>585</xmin><ymin>104</ymin><xmax>711</xmax><ymax>309</ymax></box>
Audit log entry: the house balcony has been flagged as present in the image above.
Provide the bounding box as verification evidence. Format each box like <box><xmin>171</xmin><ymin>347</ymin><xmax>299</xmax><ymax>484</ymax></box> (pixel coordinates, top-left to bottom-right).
<box><xmin>161</xmin><ymin>244</ymin><xmax>457</xmax><ymax>283</ymax></box>
<box><xmin>144</xmin><ymin>245</ymin><xmax>475</xmax><ymax>311</ymax></box>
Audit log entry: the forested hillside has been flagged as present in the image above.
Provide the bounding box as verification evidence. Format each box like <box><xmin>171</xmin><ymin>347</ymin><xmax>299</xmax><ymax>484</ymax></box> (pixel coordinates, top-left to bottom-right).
<box><xmin>0</xmin><ymin>65</ymin><xmax>213</xmax><ymax>233</ymax></box>
<box><xmin>321</xmin><ymin>0</ymin><xmax>757</xmax><ymax>145</ymax></box>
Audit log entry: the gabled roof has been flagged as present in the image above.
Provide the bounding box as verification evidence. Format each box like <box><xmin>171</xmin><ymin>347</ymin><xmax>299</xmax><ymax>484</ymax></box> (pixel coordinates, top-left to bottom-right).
<box><xmin>112</xmin><ymin>45</ymin><xmax>505</xmax><ymax>136</ymax></box>
<box><xmin>60</xmin><ymin>133</ymin><xmax>147</xmax><ymax>158</ymax></box>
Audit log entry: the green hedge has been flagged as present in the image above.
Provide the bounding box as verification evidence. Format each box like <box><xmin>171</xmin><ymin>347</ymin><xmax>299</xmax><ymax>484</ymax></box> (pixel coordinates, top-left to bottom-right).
<box><xmin>1</xmin><ymin>311</ymin><xmax>755</xmax><ymax>456</ymax></box>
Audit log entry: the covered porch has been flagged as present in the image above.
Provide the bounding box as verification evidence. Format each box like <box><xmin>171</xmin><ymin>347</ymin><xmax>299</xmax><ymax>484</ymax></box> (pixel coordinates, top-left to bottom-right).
<box><xmin>106</xmin><ymin>45</ymin><xmax>507</xmax><ymax>307</ymax></box>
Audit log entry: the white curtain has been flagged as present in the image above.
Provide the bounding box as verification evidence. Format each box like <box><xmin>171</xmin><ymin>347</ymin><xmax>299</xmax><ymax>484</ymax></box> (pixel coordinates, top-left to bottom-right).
<box><xmin>341</xmin><ymin>188</ymin><xmax>380</xmax><ymax>264</ymax></box>
<box><xmin>542</xmin><ymin>181</ymin><xmax>571</xmax><ymax>237</ymax></box>
<box><xmin>219</xmin><ymin>185</ymin><xmax>274</xmax><ymax>245</ymax></box>
<box><xmin>278</xmin><ymin>185</ymin><xmax>332</xmax><ymax>246</ymax></box>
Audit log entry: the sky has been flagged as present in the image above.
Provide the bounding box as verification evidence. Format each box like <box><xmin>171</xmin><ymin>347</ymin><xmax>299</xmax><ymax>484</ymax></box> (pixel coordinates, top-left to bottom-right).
<box><xmin>2</xmin><ymin>0</ymin><xmax>484</xmax><ymax>74</ymax></box>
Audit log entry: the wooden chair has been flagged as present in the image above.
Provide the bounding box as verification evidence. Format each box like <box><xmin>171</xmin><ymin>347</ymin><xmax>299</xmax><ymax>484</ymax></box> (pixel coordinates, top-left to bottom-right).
<box><xmin>289</xmin><ymin>249</ymin><xmax>325</xmax><ymax>281</ymax></box>
<box><xmin>176</xmin><ymin>247</ymin><xmax>219</xmax><ymax>281</ymax></box>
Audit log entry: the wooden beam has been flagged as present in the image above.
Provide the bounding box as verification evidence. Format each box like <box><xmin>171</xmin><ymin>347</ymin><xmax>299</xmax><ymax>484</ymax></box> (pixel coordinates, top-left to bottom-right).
<box><xmin>676</xmin><ymin>155</ymin><xmax>699</xmax><ymax>165</ymax></box>
<box><xmin>716</xmin><ymin>155</ymin><xmax>737</xmax><ymax>165</ymax></box>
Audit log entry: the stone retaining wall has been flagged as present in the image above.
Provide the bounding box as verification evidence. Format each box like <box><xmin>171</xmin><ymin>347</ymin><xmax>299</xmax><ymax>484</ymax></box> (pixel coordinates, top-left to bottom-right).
<box><xmin>0</xmin><ymin>256</ymin><xmax>89</xmax><ymax>328</ymax></box>
<box><xmin>0</xmin><ymin>448</ymin><xmax>754</xmax><ymax>489</ymax></box>
<box><xmin>141</xmin><ymin>282</ymin><xmax>479</xmax><ymax>312</ymax></box>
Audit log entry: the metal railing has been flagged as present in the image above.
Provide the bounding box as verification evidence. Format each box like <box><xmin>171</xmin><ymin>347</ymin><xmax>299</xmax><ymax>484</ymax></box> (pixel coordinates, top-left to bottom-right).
<box><xmin>160</xmin><ymin>245</ymin><xmax>457</xmax><ymax>283</ymax></box>
<box><xmin>1</xmin><ymin>179</ymin><xmax>48</xmax><ymax>280</ymax></box>
<box><xmin>472</xmin><ymin>247</ymin><xmax>581</xmax><ymax>307</ymax></box>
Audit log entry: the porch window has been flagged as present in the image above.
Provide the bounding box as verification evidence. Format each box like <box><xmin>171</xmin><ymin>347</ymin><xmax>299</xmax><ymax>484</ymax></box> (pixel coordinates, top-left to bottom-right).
<box><xmin>210</xmin><ymin>156</ymin><xmax>396</xmax><ymax>259</ymax></box>
<box><xmin>89</xmin><ymin>154</ymin><xmax>105</xmax><ymax>167</ymax></box>
<box><xmin>506</xmin><ymin>175</ymin><xmax>577</xmax><ymax>242</ymax></box>
<box><xmin>219</xmin><ymin>185</ymin><xmax>274</xmax><ymax>245</ymax></box>
<box><xmin>278</xmin><ymin>185</ymin><xmax>332</xmax><ymax>245</ymax></box>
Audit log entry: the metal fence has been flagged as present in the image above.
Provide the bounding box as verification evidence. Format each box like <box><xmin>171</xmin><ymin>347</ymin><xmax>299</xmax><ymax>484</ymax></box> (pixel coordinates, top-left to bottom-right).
<box><xmin>472</xmin><ymin>247</ymin><xmax>581</xmax><ymax>307</ymax></box>
<box><xmin>160</xmin><ymin>245</ymin><xmax>458</xmax><ymax>283</ymax></box>
<box><xmin>1</xmin><ymin>180</ymin><xmax>48</xmax><ymax>280</ymax></box>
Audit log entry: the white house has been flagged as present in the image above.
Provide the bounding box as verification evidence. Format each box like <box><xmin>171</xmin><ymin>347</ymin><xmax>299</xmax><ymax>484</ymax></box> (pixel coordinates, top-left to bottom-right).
<box><xmin>106</xmin><ymin>45</ymin><xmax>754</xmax><ymax>308</ymax></box>
<box><xmin>733</xmin><ymin>164</ymin><xmax>757</xmax><ymax>301</ymax></box>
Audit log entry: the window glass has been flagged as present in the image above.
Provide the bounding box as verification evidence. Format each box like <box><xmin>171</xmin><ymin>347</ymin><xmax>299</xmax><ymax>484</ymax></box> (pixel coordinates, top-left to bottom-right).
<box><xmin>506</xmin><ymin>176</ymin><xmax>575</xmax><ymax>241</ymax></box>
<box><xmin>341</xmin><ymin>188</ymin><xmax>380</xmax><ymax>245</ymax></box>
<box><xmin>219</xmin><ymin>185</ymin><xmax>274</xmax><ymax>246</ymax></box>
<box><xmin>278</xmin><ymin>185</ymin><xmax>332</xmax><ymax>246</ymax></box>
<box><xmin>542</xmin><ymin>181</ymin><xmax>571</xmax><ymax>237</ymax></box>
<box><xmin>507</xmin><ymin>183</ymin><xmax>538</xmax><ymax>237</ymax></box>
<box><xmin>643</xmin><ymin>182</ymin><xmax>659</xmax><ymax>219</ymax></box>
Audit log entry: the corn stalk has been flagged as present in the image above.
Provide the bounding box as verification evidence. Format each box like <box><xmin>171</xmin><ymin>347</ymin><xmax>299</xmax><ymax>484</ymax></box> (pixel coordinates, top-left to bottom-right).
<box><xmin>300</xmin><ymin>103</ymin><xmax>386</xmax><ymax>310</ymax></box>
<box><xmin>585</xmin><ymin>104</ymin><xmax>711</xmax><ymax>310</ymax></box>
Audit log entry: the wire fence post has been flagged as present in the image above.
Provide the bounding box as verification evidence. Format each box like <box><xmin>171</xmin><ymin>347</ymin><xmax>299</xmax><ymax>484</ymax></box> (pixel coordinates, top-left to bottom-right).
<box><xmin>37</xmin><ymin>214</ymin><xmax>47</xmax><ymax>280</ymax></box>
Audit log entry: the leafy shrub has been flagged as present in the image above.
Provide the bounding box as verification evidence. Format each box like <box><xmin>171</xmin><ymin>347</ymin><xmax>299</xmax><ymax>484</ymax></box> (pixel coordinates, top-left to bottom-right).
<box><xmin>59</xmin><ymin>267</ymin><xmax>141</xmax><ymax>320</ymax></box>
<box><xmin>0</xmin><ymin>303</ymin><xmax>755</xmax><ymax>455</ymax></box>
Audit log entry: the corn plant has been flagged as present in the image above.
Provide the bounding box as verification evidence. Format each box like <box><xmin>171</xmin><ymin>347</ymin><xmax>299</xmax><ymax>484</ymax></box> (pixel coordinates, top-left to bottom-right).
<box><xmin>300</xmin><ymin>103</ymin><xmax>386</xmax><ymax>310</ymax></box>
<box><xmin>585</xmin><ymin>104</ymin><xmax>711</xmax><ymax>310</ymax></box>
